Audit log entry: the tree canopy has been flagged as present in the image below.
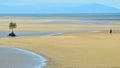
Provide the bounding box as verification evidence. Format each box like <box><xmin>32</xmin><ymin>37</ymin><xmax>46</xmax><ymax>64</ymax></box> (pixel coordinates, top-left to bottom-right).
<box><xmin>9</xmin><ymin>22</ymin><xmax>17</xmax><ymax>29</ymax></box>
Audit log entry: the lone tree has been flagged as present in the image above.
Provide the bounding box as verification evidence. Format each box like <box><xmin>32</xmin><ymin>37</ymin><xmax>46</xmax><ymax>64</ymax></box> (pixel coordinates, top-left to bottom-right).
<box><xmin>8</xmin><ymin>22</ymin><xmax>17</xmax><ymax>36</ymax></box>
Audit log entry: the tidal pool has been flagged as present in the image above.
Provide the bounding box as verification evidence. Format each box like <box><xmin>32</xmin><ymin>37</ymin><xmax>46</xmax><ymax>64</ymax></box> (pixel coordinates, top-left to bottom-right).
<box><xmin>0</xmin><ymin>46</ymin><xmax>47</xmax><ymax>68</ymax></box>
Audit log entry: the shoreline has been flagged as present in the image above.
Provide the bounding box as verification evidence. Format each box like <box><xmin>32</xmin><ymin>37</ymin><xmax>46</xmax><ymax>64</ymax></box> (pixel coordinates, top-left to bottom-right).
<box><xmin>14</xmin><ymin>47</ymin><xmax>47</xmax><ymax>68</ymax></box>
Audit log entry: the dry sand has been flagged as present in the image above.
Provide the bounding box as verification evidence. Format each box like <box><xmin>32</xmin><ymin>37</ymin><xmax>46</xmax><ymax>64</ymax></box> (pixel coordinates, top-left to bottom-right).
<box><xmin>0</xmin><ymin>23</ymin><xmax>120</xmax><ymax>68</ymax></box>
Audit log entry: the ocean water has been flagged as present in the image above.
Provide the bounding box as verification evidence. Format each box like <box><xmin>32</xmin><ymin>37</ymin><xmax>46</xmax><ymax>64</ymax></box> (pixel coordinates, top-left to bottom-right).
<box><xmin>0</xmin><ymin>13</ymin><xmax>120</xmax><ymax>19</ymax></box>
<box><xmin>0</xmin><ymin>13</ymin><xmax>120</xmax><ymax>25</ymax></box>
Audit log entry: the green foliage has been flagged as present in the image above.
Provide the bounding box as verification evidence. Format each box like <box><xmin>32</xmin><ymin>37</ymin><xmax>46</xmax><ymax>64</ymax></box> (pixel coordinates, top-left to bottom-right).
<box><xmin>9</xmin><ymin>22</ymin><xmax>17</xmax><ymax>29</ymax></box>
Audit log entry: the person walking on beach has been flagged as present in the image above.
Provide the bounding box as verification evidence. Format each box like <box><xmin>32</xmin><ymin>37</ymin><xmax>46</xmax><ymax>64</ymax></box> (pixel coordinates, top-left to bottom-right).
<box><xmin>109</xmin><ymin>29</ymin><xmax>112</xmax><ymax>34</ymax></box>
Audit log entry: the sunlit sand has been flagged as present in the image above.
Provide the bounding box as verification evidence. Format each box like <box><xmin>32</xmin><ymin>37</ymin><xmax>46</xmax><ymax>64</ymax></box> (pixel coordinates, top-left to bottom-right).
<box><xmin>0</xmin><ymin>18</ymin><xmax>120</xmax><ymax>68</ymax></box>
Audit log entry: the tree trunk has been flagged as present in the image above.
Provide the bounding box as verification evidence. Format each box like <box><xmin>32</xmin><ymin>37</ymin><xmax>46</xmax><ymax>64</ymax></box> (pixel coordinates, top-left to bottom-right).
<box><xmin>12</xmin><ymin>28</ymin><xmax>14</xmax><ymax>33</ymax></box>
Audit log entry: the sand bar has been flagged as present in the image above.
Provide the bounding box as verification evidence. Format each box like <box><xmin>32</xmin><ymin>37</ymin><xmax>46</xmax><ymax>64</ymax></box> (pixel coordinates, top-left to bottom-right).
<box><xmin>0</xmin><ymin>23</ymin><xmax>120</xmax><ymax>68</ymax></box>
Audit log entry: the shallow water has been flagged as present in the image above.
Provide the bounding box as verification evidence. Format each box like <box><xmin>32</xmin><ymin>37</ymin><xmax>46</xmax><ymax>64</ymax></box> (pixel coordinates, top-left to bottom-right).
<box><xmin>0</xmin><ymin>46</ymin><xmax>47</xmax><ymax>68</ymax></box>
<box><xmin>0</xmin><ymin>31</ymin><xmax>99</xmax><ymax>38</ymax></box>
<box><xmin>0</xmin><ymin>30</ymin><xmax>119</xmax><ymax>38</ymax></box>
<box><xmin>0</xmin><ymin>31</ymin><xmax>62</xmax><ymax>38</ymax></box>
<box><xmin>0</xmin><ymin>14</ymin><xmax>120</xmax><ymax>19</ymax></box>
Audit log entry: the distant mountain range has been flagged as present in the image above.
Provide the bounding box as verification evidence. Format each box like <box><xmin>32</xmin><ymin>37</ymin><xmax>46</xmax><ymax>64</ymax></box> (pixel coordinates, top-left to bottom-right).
<box><xmin>0</xmin><ymin>3</ymin><xmax>120</xmax><ymax>13</ymax></box>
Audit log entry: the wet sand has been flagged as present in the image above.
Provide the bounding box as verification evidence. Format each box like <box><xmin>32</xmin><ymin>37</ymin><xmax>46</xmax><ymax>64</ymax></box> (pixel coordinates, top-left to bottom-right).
<box><xmin>0</xmin><ymin>17</ymin><xmax>120</xmax><ymax>25</ymax></box>
<box><xmin>0</xmin><ymin>23</ymin><xmax>120</xmax><ymax>68</ymax></box>
<box><xmin>0</xmin><ymin>24</ymin><xmax>120</xmax><ymax>32</ymax></box>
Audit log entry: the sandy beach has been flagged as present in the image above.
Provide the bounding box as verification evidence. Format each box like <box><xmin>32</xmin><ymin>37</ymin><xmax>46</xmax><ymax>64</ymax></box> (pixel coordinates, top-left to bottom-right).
<box><xmin>0</xmin><ymin>20</ymin><xmax>120</xmax><ymax>68</ymax></box>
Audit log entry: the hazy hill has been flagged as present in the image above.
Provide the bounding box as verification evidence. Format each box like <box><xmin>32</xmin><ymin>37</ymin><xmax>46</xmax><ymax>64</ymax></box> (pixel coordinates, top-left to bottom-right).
<box><xmin>0</xmin><ymin>3</ymin><xmax>120</xmax><ymax>13</ymax></box>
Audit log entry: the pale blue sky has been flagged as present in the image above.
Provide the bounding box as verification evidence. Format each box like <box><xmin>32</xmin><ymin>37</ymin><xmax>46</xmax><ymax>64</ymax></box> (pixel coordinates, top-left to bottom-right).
<box><xmin>0</xmin><ymin>0</ymin><xmax>120</xmax><ymax>13</ymax></box>
<box><xmin>0</xmin><ymin>0</ymin><xmax>120</xmax><ymax>8</ymax></box>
